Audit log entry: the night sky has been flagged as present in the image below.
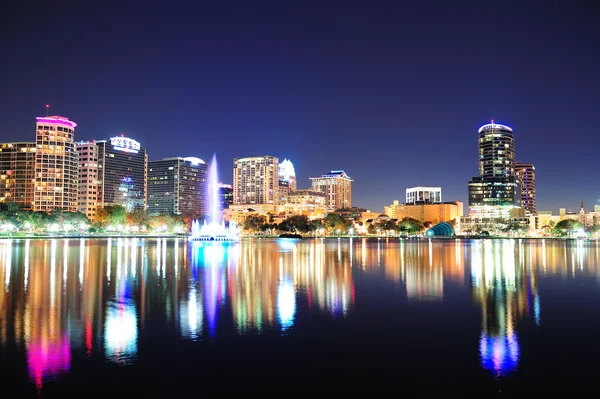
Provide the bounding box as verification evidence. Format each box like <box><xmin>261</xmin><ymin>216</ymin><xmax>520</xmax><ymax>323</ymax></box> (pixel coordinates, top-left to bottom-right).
<box><xmin>1</xmin><ymin>0</ymin><xmax>598</xmax><ymax>213</ymax></box>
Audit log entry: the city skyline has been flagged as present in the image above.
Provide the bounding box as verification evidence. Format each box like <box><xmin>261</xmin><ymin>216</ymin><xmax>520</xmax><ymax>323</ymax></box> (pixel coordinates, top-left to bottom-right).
<box><xmin>2</xmin><ymin>1</ymin><xmax>598</xmax><ymax>214</ymax></box>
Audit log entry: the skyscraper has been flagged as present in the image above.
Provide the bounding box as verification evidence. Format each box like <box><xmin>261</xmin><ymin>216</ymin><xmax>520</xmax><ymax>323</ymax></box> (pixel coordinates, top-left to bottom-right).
<box><xmin>310</xmin><ymin>170</ymin><xmax>353</xmax><ymax>210</ymax></box>
<box><xmin>514</xmin><ymin>162</ymin><xmax>536</xmax><ymax>216</ymax></box>
<box><xmin>277</xmin><ymin>158</ymin><xmax>297</xmax><ymax>203</ymax></box>
<box><xmin>0</xmin><ymin>142</ymin><xmax>36</xmax><ymax>210</ymax></box>
<box><xmin>233</xmin><ymin>156</ymin><xmax>279</xmax><ymax>205</ymax></box>
<box><xmin>34</xmin><ymin>116</ymin><xmax>78</xmax><ymax>212</ymax></box>
<box><xmin>76</xmin><ymin>136</ymin><xmax>147</xmax><ymax>216</ymax></box>
<box><xmin>147</xmin><ymin>157</ymin><xmax>207</xmax><ymax>215</ymax></box>
<box><xmin>278</xmin><ymin>159</ymin><xmax>297</xmax><ymax>191</ymax></box>
<box><xmin>467</xmin><ymin>122</ymin><xmax>521</xmax><ymax>218</ymax></box>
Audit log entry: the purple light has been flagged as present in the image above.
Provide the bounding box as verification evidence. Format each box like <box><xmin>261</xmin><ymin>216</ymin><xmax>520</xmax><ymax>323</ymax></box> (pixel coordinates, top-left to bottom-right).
<box><xmin>36</xmin><ymin>117</ymin><xmax>77</xmax><ymax>128</ymax></box>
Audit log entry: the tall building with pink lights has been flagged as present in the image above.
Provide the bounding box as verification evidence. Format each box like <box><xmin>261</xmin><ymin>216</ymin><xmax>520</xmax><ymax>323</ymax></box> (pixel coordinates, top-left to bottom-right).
<box><xmin>33</xmin><ymin>116</ymin><xmax>79</xmax><ymax>212</ymax></box>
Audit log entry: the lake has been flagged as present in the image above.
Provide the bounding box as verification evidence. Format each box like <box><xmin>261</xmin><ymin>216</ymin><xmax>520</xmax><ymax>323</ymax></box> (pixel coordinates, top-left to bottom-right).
<box><xmin>0</xmin><ymin>237</ymin><xmax>599</xmax><ymax>395</ymax></box>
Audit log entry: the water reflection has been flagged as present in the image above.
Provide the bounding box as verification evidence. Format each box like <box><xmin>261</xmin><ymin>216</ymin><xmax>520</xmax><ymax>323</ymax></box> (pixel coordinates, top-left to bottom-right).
<box><xmin>2</xmin><ymin>238</ymin><xmax>600</xmax><ymax>390</ymax></box>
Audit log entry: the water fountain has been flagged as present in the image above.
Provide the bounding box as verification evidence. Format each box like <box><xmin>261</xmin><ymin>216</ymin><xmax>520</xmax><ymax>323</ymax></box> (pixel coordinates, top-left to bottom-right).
<box><xmin>189</xmin><ymin>154</ymin><xmax>240</xmax><ymax>242</ymax></box>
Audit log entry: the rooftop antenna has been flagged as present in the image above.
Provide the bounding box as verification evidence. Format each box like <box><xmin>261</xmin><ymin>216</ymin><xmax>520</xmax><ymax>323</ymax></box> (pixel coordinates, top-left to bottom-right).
<box><xmin>45</xmin><ymin>104</ymin><xmax>50</xmax><ymax>117</ymax></box>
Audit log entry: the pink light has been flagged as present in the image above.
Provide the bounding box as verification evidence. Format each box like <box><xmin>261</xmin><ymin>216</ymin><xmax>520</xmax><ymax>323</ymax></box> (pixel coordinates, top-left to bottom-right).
<box><xmin>27</xmin><ymin>335</ymin><xmax>71</xmax><ymax>388</ymax></box>
<box><xmin>36</xmin><ymin>117</ymin><xmax>77</xmax><ymax>128</ymax></box>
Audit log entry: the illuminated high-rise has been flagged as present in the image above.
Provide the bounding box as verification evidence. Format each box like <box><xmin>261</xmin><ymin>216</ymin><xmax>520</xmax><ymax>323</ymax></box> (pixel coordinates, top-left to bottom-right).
<box><xmin>147</xmin><ymin>157</ymin><xmax>207</xmax><ymax>215</ymax></box>
<box><xmin>310</xmin><ymin>170</ymin><xmax>352</xmax><ymax>210</ymax></box>
<box><xmin>278</xmin><ymin>159</ymin><xmax>297</xmax><ymax>190</ymax></box>
<box><xmin>34</xmin><ymin>116</ymin><xmax>78</xmax><ymax>212</ymax></box>
<box><xmin>76</xmin><ymin>136</ymin><xmax>147</xmax><ymax>216</ymax></box>
<box><xmin>467</xmin><ymin>122</ymin><xmax>521</xmax><ymax>218</ymax></box>
<box><xmin>233</xmin><ymin>156</ymin><xmax>279</xmax><ymax>205</ymax></box>
<box><xmin>514</xmin><ymin>162</ymin><xmax>536</xmax><ymax>216</ymax></box>
<box><xmin>0</xmin><ymin>142</ymin><xmax>36</xmax><ymax>210</ymax></box>
<box><xmin>76</xmin><ymin>142</ymin><xmax>100</xmax><ymax>219</ymax></box>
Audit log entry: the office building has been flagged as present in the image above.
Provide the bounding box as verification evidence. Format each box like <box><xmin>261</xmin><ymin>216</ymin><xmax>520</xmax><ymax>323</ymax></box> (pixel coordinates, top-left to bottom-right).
<box><xmin>76</xmin><ymin>142</ymin><xmax>100</xmax><ymax>219</ymax></box>
<box><xmin>0</xmin><ymin>142</ymin><xmax>36</xmax><ymax>210</ymax></box>
<box><xmin>310</xmin><ymin>170</ymin><xmax>352</xmax><ymax>210</ymax></box>
<box><xmin>77</xmin><ymin>136</ymin><xmax>147</xmax><ymax>216</ymax></box>
<box><xmin>467</xmin><ymin>122</ymin><xmax>521</xmax><ymax>218</ymax></box>
<box><xmin>147</xmin><ymin>157</ymin><xmax>207</xmax><ymax>215</ymax></box>
<box><xmin>514</xmin><ymin>162</ymin><xmax>536</xmax><ymax>216</ymax></box>
<box><xmin>34</xmin><ymin>116</ymin><xmax>78</xmax><ymax>212</ymax></box>
<box><xmin>219</xmin><ymin>183</ymin><xmax>233</xmax><ymax>209</ymax></box>
<box><xmin>406</xmin><ymin>187</ymin><xmax>441</xmax><ymax>204</ymax></box>
<box><xmin>281</xmin><ymin>189</ymin><xmax>327</xmax><ymax>218</ymax></box>
<box><xmin>233</xmin><ymin>155</ymin><xmax>279</xmax><ymax>205</ymax></box>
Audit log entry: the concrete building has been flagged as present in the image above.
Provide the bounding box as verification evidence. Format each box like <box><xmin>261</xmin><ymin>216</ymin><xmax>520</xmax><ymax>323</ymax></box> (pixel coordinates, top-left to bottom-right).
<box><xmin>280</xmin><ymin>189</ymin><xmax>327</xmax><ymax>219</ymax></box>
<box><xmin>514</xmin><ymin>162</ymin><xmax>536</xmax><ymax>216</ymax></box>
<box><xmin>147</xmin><ymin>157</ymin><xmax>207</xmax><ymax>215</ymax></box>
<box><xmin>406</xmin><ymin>187</ymin><xmax>441</xmax><ymax>204</ymax></box>
<box><xmin>0</xmin><ymin>142</ymin><xmax>36</xmax><ymax>210</ymax></box>
<box><xmin>233</xmin><ymin>155</ymin><xmax>279</xmax><ymax>205</ymax></box>
<box><xmin>76</xmin><ymin>142</ymin><xmax>100</xmax><ymax>219</ymax></box>
<box><xmin>226</xmin><ymin>203</ymin><xmax>277</xmax><ymax>225</ymax></box>
<box><xmin>384</xmin><ymin>200</ymin><xmax>463</xmax><ymax>224</ymax></box>
<box><xmin>34</xmin><ymin>116</ymin><xmax>79</xmax><ymax>212</ymax></box>
<box><xmin>310</xmin><ymin>170</ymin><xmax>352</xmax><ymax>210</ymax></box>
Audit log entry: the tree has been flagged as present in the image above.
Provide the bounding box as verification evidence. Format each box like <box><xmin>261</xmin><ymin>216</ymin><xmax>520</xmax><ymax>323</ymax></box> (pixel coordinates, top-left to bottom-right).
<box><xmin>96</xmin><ymin>205</ymin><xmax>127</xmax><ymax>229</ymax></box>
<box><xmin>127</xmin><ymin>209</ymin><xmax>152</xmax><ymax>229</ymax></box>
<box><xmin>552</xmin><ymin>219</ymin><xmax>582</xmax><ymax>237</ymax></box>
<box><xmin>398</xmin><ymin>217</ymin><xmax>425</xmax><ymax>235</ymax></box>
<box><xmin>243</xmin><ymin>215</ymin><xmax>266</xmax><ymax>231</ymax></box>
<box><xmin>503</xmin><ymin>222</ymin><xmax>527</xmax><ymax>236</ymax></box>
<box><xmin>283</xmin><ymin>215</ymin><xmax>311</xmax><ymax>234</ymax></box>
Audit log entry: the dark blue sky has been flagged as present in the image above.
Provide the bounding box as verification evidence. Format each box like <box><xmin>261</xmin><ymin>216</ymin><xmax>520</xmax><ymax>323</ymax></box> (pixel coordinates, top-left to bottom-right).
<box><xmin>2</xmin><ymin>0</ymin><xmax>598</xmax><ymax>213</ymax></box>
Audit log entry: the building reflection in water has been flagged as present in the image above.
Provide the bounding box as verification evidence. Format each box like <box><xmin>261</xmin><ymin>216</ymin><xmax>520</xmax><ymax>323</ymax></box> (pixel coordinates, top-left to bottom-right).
<box><xmin>354</xmin><ymin>238</ymin><xmax>465</xmax><ymax>302</ymax></box>
<box><xmin>470</xmin><ymin>239</ymin><xmax>542</xmax><ymax>377</ymax></box>
<box><xmin>4</xmin><ymin>237</ymin><xmax>600</xmax><ymax>388</ymax></box>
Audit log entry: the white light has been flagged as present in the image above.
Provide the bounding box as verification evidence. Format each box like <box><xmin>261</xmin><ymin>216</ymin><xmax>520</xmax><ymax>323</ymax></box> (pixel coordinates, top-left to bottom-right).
<box><xmin>105</xmin><ymin>300</ymin><xmax>138</xmax><ymax>364</ymax></box>
<box><xmin>478</xmin><ymin>123</ymin><xmax>513</xmax><ymax>133</ymax></box>
<box><xmin>110</xmin><ymin>136</ymin><xmax>141</xmax><ymax>152</ymax></box>
<box><xmin>277</xmin><ymin>277</ymin><xmax>296</xmax><ymax>331</ymax></box>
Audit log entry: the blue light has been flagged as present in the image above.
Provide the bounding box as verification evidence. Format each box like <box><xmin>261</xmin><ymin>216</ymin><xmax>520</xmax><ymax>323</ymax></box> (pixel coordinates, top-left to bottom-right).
<box><xmin>479</xmin><ymin>333</ymin><xmax>520</xmax><ymax>376</ymax></box>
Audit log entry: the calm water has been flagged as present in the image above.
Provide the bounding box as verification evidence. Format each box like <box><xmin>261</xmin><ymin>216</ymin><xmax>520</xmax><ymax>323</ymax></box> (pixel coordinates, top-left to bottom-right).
<box><xmin>1</xmin><ymin>237</ymin><xmax>599</xmax><ymax>395</ymax></box>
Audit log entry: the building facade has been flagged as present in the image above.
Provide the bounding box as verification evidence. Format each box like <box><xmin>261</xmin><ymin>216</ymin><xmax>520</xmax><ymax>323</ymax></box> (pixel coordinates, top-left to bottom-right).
<box><xmin>0</xmin><ymin>142</ymin><xmax>36</xmax><ymax>210</ymax></box>
<box><xmin>384</xmin><ymin>200</ymin><xmax>464</xmax><ymax>224</ymax></box>
<box><xmin>77</xmin><ymin>136</ymin><xmax>147</xmax><ymax>217</ymax></box>
<box><xmin>514</xmin><ymin>162</ymin><xmax>536</xmax><ymax>216</ymax></box>
<box><xmin>76</xmin><ymin>142</ymin><xmax>100</xmax><ymax>220</ymax></box>
<box><xmin>34</xmin><ymin>116</ymin><xmax>79</xmax><ymax>212</ymax></box>
<box><xmin>467</xmin><ymin>122</ymin><xmax>521</xmax><ymax>219</ymax></box>
<box><xmin>96</xmin><ymin>137</ymin><xmax>147</xmax><ymax>211</ymax></box>
<box><xmin>281</xmin><ymin>189</ymin><xmax>327</xmax><ymax>218</ymax></box>
<box><xmin>406</xmin><ymin>186</ymin><xmax>441</xmax><ymax>204</ymax></box>
<box><xmin>310</xmin><ymin>170</ymin><xmax>352</xmax><ymax>210</ymax></box>
<box><xmin>147</xmin><ymin>157</ymin><xmax>207</xmax><ymax>215</ymax></box>
<box><xmin>233</xmin><ymin>156</ymin><xmax>279</xmax><ymax>205</ymax></box>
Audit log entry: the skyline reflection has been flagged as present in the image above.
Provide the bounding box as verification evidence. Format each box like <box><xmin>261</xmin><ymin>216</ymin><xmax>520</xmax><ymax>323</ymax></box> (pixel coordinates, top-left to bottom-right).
<box><xmin>1</xmin><ymin>238</ymin><xmax>600</xmax><ymax>390</ymax></box>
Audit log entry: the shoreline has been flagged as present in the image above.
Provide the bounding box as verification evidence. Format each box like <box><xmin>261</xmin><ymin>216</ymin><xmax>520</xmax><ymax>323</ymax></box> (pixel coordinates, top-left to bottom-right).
<box><xmin>0</xmin><ymin>234</ymin><xmax>592</xmax><ymax>241</ymax></box>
